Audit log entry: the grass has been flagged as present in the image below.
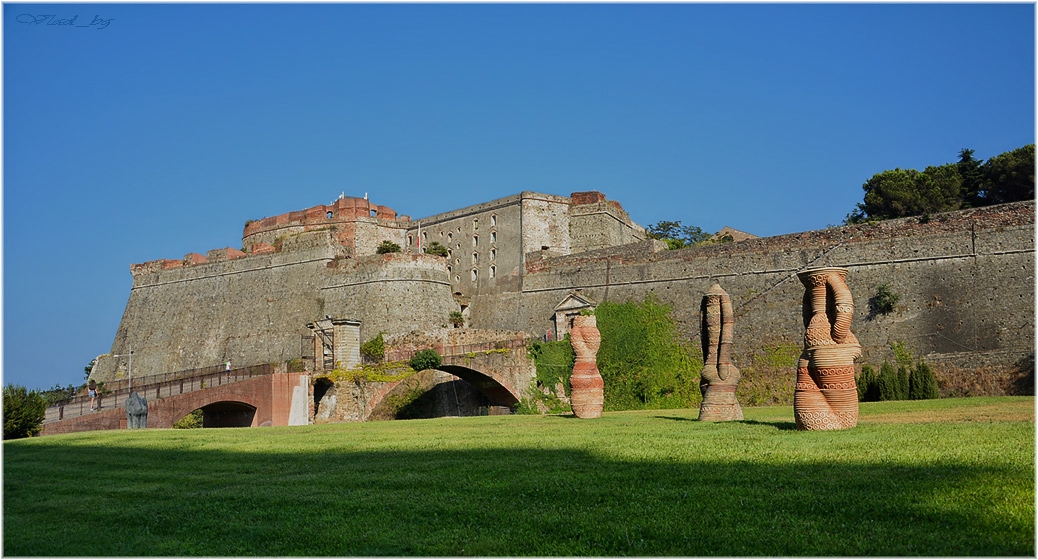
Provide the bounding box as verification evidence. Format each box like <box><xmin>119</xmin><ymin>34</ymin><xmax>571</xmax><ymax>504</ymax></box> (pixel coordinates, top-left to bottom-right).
<box><xmin>4</xmin><ymin>397</ymin><xmax>1034</xmax><ymax>556</ymax></box>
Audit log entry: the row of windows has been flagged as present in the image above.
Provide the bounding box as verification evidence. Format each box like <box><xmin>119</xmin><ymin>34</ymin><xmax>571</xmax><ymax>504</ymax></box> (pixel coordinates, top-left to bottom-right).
<box><xmin>405</xmin><ymin>214</ymin><xmax>500</xmax><ymax>248</ymax></box>
<box><xmin>447</xmin><ymin>266</ymin><xmax>497</xmax><ymax>282</ymax></box>
<box><xmin>408</xmin><ymin>230</ymin><xmax>498</xmax><ymax>246</ymax></box>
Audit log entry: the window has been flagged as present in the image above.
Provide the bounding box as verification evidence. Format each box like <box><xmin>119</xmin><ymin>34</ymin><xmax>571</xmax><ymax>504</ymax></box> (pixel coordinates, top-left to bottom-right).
<box><xmin>490</xmin><ymin>249</ymin><xmax>496</xmax><ymax>261</ymax></box>
<box><xmin>473</xmin><ymin>252</ymin><xmax>478</xmax><ymax>264</ymax></box>
<box><xmin>473</xmin><ymin>235</ymin><xmax>479</xmax><ymax>247</ymax></box>
<box><xmin>370</xmin><ymin>209</ymin><xmax>377</xmax><ymax>217</ymax></box>
<box><xmin>491</xmin><ymin>231</ymin><xmax>497</xmax><ymax>243</ymax></box>
<box><xmin>471</xmin><ymin>269</ymin><xmax>478</xmax><ymax>282</ymax></box>
<box><xmin>327</xmin><ymin>211</ymin><xmax>334</xmax><ymax>219</ymax></box>
<box><xmin>407</xmin><ymin>235</ymin><xmax>413</xmax><ymax>247</ymax></box>
<box><xmin>490</xmin><ymin>266</ymin><xmax>496</xmax><ymax>278</ymax></box>
<box><xmin>447</xmin><ymin>249</ymin><xmax>453</xmax><ymax>258</ymax></box>
<box><xmin>454</xmin><ymin>274</ymin><xmax>461</xmax><ymax>282</ymax></box>
<box><xmin>422</xmin><ymin>232</ymin><xmax>428</xmax><ymax>242</ymax></box>
<box><xmin>473</xmin><ymin>218</ymin><xmax>479</xmax><ymax>230</ymax></box>
<box><xmin>447</xmin><ymin>265</ymin><xmax>452</xmax><ymax>275</ymax></box>
<box><xmin>491</xmin><ymin>214</ymin><xmax>497</xmax><ymax>226</ymax></box>
<box><xmin>447</xmin><ymin>232</ymin><xmax>453</xmax><ymax>242</ymax></box>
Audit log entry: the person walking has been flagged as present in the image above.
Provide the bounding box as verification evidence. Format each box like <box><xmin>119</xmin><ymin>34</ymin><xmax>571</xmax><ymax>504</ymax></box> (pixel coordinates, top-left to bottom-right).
<box><xmin>88</xmin><ymin>380</ymin><xmax>98</xmax><ymax>411</ymax></box>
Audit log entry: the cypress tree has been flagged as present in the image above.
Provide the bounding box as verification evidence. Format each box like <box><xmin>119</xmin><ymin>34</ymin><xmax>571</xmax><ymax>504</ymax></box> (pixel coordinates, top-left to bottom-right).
<box><xmin>909</xmin><ymin>361</ymin><xmax>939</xmax><ymax>400</ymax></box>
<box><xmin>878</xmin><ymin>362</ymin><xmax>899</xmax><ymax>401</ymax></box>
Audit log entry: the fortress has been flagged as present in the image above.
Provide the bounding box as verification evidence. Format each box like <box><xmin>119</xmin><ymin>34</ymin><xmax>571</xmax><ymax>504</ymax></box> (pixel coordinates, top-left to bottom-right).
<box><xmin>92</xmin><ymin>190</ymin><xmax>1035</xmax><ymax>413</ymax></box>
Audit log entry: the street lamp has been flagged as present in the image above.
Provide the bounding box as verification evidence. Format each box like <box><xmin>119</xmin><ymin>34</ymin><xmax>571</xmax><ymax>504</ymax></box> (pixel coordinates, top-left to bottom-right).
<box><xmin>113</xmin><ymin>346</ymin><xmax>134</xmax><ymax>393</ymax></box>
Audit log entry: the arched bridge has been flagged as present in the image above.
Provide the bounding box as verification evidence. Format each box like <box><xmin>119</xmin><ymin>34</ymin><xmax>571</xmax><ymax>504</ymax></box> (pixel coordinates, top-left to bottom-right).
<box><xmin>42</xmin><ymin>367</ymin><xmax>310</xmax><ymax>436</ymax></box>
<box><xmin>317</xmin><ymin>339</ymin><xmax>537</xmax><ymax>422</ymax></box>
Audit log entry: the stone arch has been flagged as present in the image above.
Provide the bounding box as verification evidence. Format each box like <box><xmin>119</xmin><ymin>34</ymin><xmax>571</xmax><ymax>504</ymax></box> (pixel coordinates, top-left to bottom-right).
<box><xmin>365</xmin><ymin>365</ymin><xmax>519</xmax><ymax>420</ymax></box>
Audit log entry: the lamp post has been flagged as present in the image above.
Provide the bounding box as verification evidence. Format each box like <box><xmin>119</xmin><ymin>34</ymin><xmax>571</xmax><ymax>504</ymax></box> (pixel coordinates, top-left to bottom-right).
<box><xmin>113</xmin><ymin>346</ymin><xmax>134</xmax><ymax>393</ymax></box>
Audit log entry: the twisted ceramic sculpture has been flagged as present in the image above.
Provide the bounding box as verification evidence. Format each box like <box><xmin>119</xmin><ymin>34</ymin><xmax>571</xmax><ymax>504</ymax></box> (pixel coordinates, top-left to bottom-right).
<box><xmin>569</xmin><ymin>314</ymin><xmax>604</xmax><ymax>418</ymax></box>
<box><xmin>794</xmin><ymin>267</ymin><xmax>861</xmax><ymax>430</ymax></box>
<box><xmin>698</xmin><ymin>284</ymin><xmax>743</xmax><ymax>421</ymax></box>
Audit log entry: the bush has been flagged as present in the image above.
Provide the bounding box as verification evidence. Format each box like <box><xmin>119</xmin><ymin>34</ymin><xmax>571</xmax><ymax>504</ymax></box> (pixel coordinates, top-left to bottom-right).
<box><xmin>896</xmin><ymin>364</ymin><xmax>911</xmax><ymax>400</ymax></box>
<box><xmin>909</xmin><ymin>361</ymin><xmax>939</xmax><ymax>400</ymax></box>
<box><xmin>877</xmin><ymin>362</ymin><xmax>900</xmax><ymax>401</ymax></box>
<box><xmin>448</xmin><ymin>311</ymin><xmax>465</xmax><ymax>328</ymax></box>
<box><xmin>595</xmin><ymin>293</ymin><xmax>702</xmax><ymax>411</ymax></box>
<box><xmin>528</xmin><ymin>339</ymin><xmax>575</xmax><ymax>396</ymax></box>
<box><xmin>360</xmin><ymin>333</ymin><xmax>386</xmax><ymax>362</ymax></box>
<box><xmin>856</xmin><ymin>364</ymin><xmax>880</xmax><ymax>402</ymax></box>
<box><xmin>376</xmin><ymin>240</ymin><xmax>401</xmax><ymax>254</ymax></box>
<box><xmin>408</xmin><ymin>349</ymin><xmax>442</xmax><ymax>372</ymax></box>
<box><xmin>286</xmin><ymin>358</ymin><xmax>307</xmax><ymax>373</ymax></box>
<box><xmin>870</xmin><ymin>284</ymin><xmax>901</xmax><ymax>315</ymax></box>
<box><xmin>3</xmin><ymin>385</ymin><xmax>46</xmax><ymax>439</ymax></box>
<box><xmin>40</xmin><ymin>383</ymin><xmax>79</xmax><ymax>406</ymax></box>
<box><xmin>425</xmin><ymin>242</ymin><xmax>449</xmax><ymax>257</ymax></box>
<box><xmin>173</xmin><ymin>409</ymin><xmax>204</xmax><ymax>429</ymax></box>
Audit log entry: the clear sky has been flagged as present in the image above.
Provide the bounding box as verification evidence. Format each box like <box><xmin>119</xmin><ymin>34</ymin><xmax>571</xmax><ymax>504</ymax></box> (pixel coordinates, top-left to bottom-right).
<box><xmin>3</xmin><ymin>3</ymin><xmax>1034</xmax><ymax>391</ymax></box>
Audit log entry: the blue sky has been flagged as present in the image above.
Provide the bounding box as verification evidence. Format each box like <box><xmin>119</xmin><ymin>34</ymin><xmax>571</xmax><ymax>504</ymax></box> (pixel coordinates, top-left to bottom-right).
<box><xmin>4</xmin><ymin>3</ymin><xmax>1034</xmax><ymax>391</ymax></box>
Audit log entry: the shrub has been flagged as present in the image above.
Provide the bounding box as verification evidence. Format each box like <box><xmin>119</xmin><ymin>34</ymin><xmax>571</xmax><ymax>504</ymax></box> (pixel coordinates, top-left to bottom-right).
<box><xmin>595</xmin><ymin>293</ymin><xmax>702</xmax><ymax>411</ymax></box>
<box><xmin>3</xmin><ymin>385</ymin><xmax>46</xmax><ymax>439</ymax></box>
<box><xmin>870</xmin><ymin>284</ymin><xmax>901</xmax><ymax>315</ymax></box>
<box><xmin>40</xmin><ymin>383</ymin><xmax>79</xmax><ymax>406</ymax></box>
<box><xmin>528</xmin><ymin>339</ymin><xmax>575</xmax><ymax>397</ymax></box>
<box><xmin>877</xmin><ymin>362</ymin><xmax>900</xmax><ymax>401</ymax></box>
<box><xmin>408</xmin><ymin>349</ymin><xmax>442</xmax><ymax>372</ymax></box>
<box><xmin>360</xmin><ymin>333</ymin><xmax>386</xmax><ymax>362</ymax></box>
<box><xmin>896</xmin><ymin>364</ymin><xmax>911</xmax><ymax>400</ymax></box>
<box><xmin>448</xmin><ymin>311</ymin><xmax>465</xmax><ymax>328</ymax></box>
<box><xmin>909</xmin><ymin>361</ymin><xmax>939</xmax><ymax>400</ymax></box>
<box><xmin>376</xmin><ymin>240</ymin><xmax>401</xmax><ymax>254</ymax></box>
<box><xmin>425</xmin><ymin>242</ymin><xmax>449</xmax><ymax>257</ymax></box>
<box><xmin>856</xmin><ymin>364</ymin><xmax>880</xmax><ymax>402</ymax></box>
<box><xmin>173</xmin><ymin>409</ymin><xmax>204</xmax><ymax>429</ymax></box>
<box><xmin>286</xmin><ymin>358</ymin><xmax>307</xmax><ymax>373</ymax></box>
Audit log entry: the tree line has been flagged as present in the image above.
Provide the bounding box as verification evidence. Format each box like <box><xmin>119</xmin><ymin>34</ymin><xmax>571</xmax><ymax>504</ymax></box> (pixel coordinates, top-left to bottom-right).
<box><xmin>846</xmin><ymin>144</ymin><xmax>1035</xmax><ymax>224</ymax></box>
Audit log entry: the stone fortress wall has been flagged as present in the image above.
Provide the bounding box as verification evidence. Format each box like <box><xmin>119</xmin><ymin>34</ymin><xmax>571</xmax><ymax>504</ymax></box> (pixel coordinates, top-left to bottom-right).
<box><xmin>94</xmin><ymin>188</ymin><xmax>1033</xmax><ymax>397</ymax></box>
<box><xmin>471</xmin><ymin>201</ymin><xmax>1035</xmax><ymax>384</ymax></box>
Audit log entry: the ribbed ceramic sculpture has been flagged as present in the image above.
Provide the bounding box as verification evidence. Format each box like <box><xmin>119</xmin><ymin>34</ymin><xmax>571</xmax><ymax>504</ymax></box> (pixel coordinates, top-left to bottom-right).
<box><xmin>698</xmin><ymin>284</ymin><xmax>743</xmax><ymax>421</ymax></box>
<box><xmin>794</xmin><ymin>267</ymin><xmax>861</xmax><ymax>430</ymax></box>
<box><xmin>569</xmin><ymin>314</ymin><xmax>604</xmax><ymax>418</ymax></box>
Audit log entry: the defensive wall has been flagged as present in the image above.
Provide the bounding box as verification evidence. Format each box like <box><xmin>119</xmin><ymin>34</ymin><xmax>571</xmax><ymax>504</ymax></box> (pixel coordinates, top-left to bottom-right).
<box><xmin>94</xmin><ymin>190</ymin><xmax>1033</xmax><ymax>403</ymax></box>
<box><xmin>471</xmin><ymin>201</ymin><xmax>1035</xmax><ymax>391</ymax></box>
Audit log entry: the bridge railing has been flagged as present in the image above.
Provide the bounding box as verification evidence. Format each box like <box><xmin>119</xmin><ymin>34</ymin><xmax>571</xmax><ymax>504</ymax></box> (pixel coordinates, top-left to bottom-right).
<box><xmin>384</xmin><ymin>337</ymin><xmax>531</xmax><ymax>363</ymax></box>
<box><xmin>44</xmin><ymin>363</ymin><xmax>274</xmax><ymax>424</ymax></box>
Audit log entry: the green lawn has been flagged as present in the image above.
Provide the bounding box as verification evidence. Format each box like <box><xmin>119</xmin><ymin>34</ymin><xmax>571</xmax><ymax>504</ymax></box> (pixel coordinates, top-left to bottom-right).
<box><xmin>4</xmin><ymin>397</ymin><xmax>1034</xmax><ymax>556</ymax></box>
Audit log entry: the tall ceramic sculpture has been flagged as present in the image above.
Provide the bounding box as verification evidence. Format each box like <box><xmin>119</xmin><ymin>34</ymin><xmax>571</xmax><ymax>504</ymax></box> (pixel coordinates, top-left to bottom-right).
<box><xmin>698</xmin><ymin>284</ymin><xmax>743</xmax><ymax>421</ymax></box>
<box><xmin>795</xmin><ymin>267</ymin><xmax>861</xmax><ymax>430</ymax></box>
<box><xmin>569</xmin><ymin>314</ymin><xmax>604</xmax><ymax>418</ymax></box>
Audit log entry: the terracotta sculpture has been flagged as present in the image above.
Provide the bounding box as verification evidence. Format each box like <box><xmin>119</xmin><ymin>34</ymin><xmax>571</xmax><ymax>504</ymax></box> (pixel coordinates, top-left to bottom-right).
<box><xmin>569</xmin><ymin>314</ymin><xmax>604</xmax><ymax>418</ymax></box>
<box><xmin>698</xmin><ymin>284</ymin><xmax>743</xmax><ymax>421</ymax></box>
<box><xmin>794</xmin><ymin>267</ymin><xmax>861</xmax><ymax>430</ymax></box>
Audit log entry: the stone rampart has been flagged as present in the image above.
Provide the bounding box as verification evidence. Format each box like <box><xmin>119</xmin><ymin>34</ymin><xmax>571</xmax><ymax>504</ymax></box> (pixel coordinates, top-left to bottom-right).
<box><xmin>472</xmin><ymin>201</ymin><xmax>1035</xmax><ymax>386</ymax></box>
<box><xmin>95</xmin><ymin>231</ymin><xmax>345</xmax><ymax>382</ymax></box>
<box><xmin>321</xmin><ymin>253</ymin><xmax>456</xmax><ymax>343</ymax></box>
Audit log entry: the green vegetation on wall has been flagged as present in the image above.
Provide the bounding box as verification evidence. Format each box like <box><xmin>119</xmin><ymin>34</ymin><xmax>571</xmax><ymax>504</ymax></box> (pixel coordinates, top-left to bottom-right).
<box><xmin>360</xmin><ymin>333</ymin><xmax>386</xmax><ymax>362</ymax></box>
<box><xmin>522</xmin><ymin>339</ymin><xmax>576</xmax><ymax>414</ymax></box>
<box><xmin>376</xmin><ymin>240</ymin><xmax>402</xmax><ymax>254</ymax></box>
<box><xmin>596</xmin><ymin>293</ymin><xmax>702</xmax><ymax>411</ymax></box>
<box><xmin>408</xmin><ymin>349</ymin><xmax>443</xmax><ymax>372</ymax></box>
<box><xmin>736</xmin><ymin>342</ymin><xmax>801</xmax><ymax>407</ymax></box>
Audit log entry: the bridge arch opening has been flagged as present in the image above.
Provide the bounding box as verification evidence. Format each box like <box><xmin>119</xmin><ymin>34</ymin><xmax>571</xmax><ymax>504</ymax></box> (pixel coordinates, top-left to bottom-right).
<box><xmin>369</xmin><ymin>366</ymin><xmax>517</xmax><ymax>421</ymax></box>
<box><xmin>199</xmin><ymin>401</ymin><xmax>257</xmax><ymax>427</ymax></box>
